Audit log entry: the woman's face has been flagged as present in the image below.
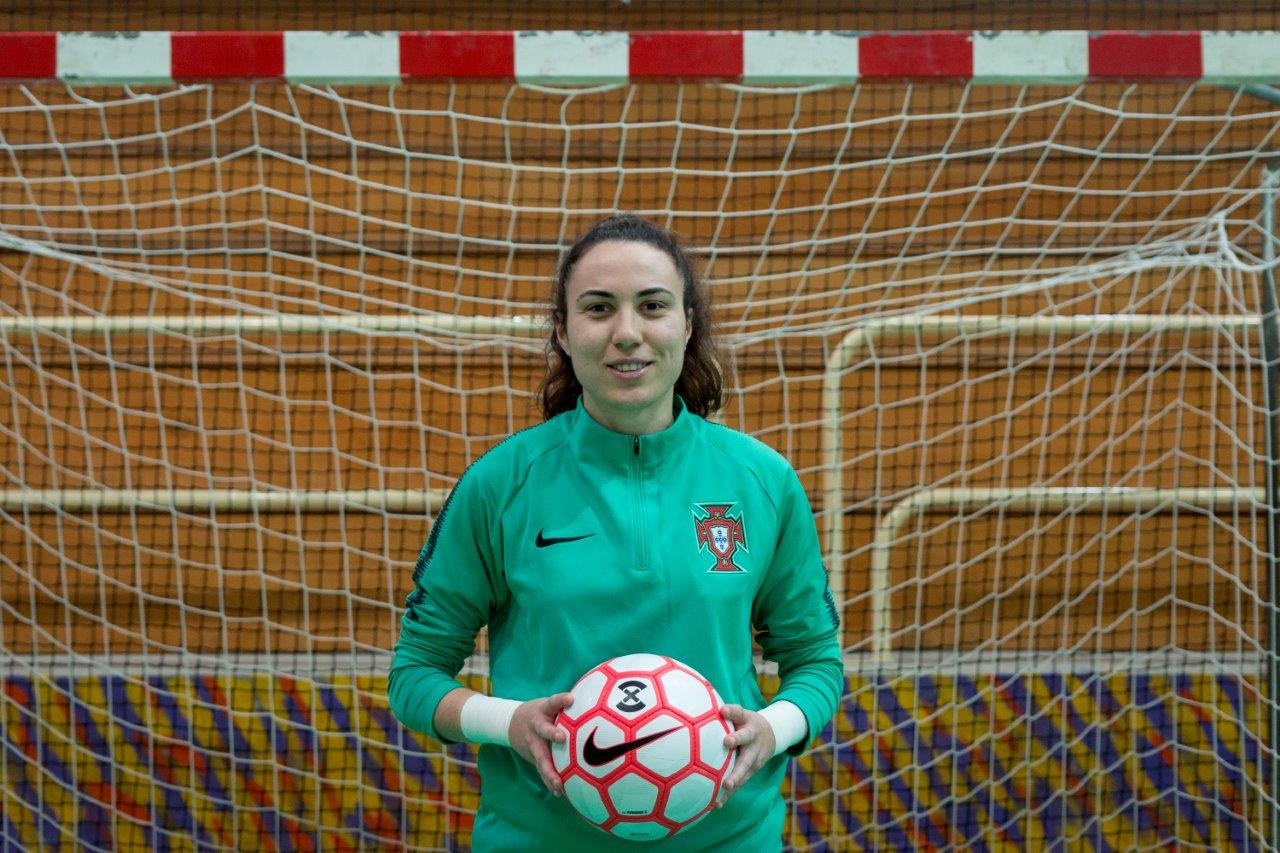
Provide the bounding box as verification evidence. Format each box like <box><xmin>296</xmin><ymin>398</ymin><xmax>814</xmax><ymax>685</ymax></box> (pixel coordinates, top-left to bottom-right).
<box><xmin>557</xmin><ymin>240</ymin><xmax>692</xmax><ymax>435</ymax></box>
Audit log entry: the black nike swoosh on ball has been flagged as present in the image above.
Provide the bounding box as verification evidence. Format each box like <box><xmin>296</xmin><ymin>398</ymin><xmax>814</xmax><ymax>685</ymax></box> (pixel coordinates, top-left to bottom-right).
<box><xmin>582</xmin><ymin>726</ymin><xmax>682</xmax><ymax>767</ymax></box>
<box><xmin>535</xmin><ymin>530</ymin><xmax>594</xmax><ymax>548</ymax></box>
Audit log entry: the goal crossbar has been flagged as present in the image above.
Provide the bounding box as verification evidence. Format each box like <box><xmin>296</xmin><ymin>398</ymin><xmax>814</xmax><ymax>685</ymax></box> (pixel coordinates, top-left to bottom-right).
<box><xmin>3</xmin><ymin>30</ymin><xmax>1279</xmax><ymax>85</ymax></box>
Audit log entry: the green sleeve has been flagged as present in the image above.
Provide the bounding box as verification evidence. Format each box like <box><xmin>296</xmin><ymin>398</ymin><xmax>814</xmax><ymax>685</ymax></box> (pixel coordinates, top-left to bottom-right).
<box><xmin>751</xmin><ymin>465</ymin><xmax>843</xmax><ymax>757</ymax></box>
<box><xmin>388</xmin><ymin>463</ymin><xmax>506</xmax><ymax>743</ymax></box>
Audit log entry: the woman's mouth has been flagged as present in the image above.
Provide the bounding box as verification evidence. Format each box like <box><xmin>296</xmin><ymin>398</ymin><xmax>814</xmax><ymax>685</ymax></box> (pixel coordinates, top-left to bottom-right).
<box><xmin>607</xmin><ymin>361</ymin><xmax>651</xmax><ymax>379</ymax></box>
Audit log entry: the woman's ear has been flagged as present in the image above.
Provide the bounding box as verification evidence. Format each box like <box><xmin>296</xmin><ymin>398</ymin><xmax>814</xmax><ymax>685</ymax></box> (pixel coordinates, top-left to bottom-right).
<box><xmin>555</xmin><ymin>321</ymin><xmax>569</xmax><ymax>355</ymax></box>
<box><xmin>685</xmin><ymin>311</ymin><xmax>693</xmax><ymax>345</ymax></box>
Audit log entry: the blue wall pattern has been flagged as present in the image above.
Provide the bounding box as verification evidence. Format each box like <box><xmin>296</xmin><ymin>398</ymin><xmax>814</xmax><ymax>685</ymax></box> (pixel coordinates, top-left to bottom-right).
<box><xmin>0</xmin><ymin>673</ymin><xmax>1266</xmax><ymax>850</ymax></box>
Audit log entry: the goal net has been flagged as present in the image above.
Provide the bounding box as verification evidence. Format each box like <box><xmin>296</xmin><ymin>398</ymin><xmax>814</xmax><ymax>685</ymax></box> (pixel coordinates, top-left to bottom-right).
<box><xmin>2</xmin><ymin>63</ymin><xmax>1278</xmax><ymax>848</ymax></box>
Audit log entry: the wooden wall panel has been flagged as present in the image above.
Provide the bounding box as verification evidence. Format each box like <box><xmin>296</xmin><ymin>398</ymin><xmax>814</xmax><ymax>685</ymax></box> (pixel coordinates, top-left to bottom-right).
<box><xmin>0</xmin><ymin>510</ymin><xmax>419</xmax><ymax>655</ymax></box>
<box><xmin>1</xmin><ymin>252</ymin><xmax>1247</xmax><ymax>340</ymax></box>
<box><xmin>4</xmin><ymin>83</ymin><xmax>1272</xmax><ymax>258</ymax></box>
<box><xmin>837</xmin><ymin>513</ymin><xmax>1268</xmax><ymax>652</ymax></box>
<box><xmin>3</xmin><ymin>503</ymin><xmax>1266</xmax><ymax>654</ymax></box>
<box><xmin>5</xmin><ymin>333</ymin><xmax>1258</xmax><ymax>482</ymax></box>
<box><xmin>3</xmin><ymin>340</ymin><xmax>1266</xmax><ymax>654</ymax></box>
<box><xmin>5</xmin><ymin>161</ymin><xmax>1255</xmax><ymax>256</ymax></box>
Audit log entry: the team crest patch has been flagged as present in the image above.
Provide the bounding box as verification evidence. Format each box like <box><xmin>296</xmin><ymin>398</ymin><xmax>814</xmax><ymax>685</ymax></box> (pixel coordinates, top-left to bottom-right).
<box><xmin>692</xmin><ymin>503</ymin><xmax>748</xmax><ymax>573</ymax></box>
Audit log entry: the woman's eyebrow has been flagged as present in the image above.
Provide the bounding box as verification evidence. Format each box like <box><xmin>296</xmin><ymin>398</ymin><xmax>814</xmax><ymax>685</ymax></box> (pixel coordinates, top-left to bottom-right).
<box><xmin>576</xmin><ymin>287</ymin><xmax>674</xmax><ymax>301</ymax></box>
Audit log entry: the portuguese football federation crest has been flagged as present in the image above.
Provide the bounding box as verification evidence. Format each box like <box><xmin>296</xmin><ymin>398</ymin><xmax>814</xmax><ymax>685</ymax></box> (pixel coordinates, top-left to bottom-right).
<box><xmin>692</xmin><ymin>503</ymin><xmax>748</xmax><ymax>573</ymax></box>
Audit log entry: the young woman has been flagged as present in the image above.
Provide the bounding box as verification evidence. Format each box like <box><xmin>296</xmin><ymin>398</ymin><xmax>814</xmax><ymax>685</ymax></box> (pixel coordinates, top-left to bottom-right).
<box><xmin>389</xmin><ymin>215</ymin><xmax>842</xmax><ymax>850</ymax></box>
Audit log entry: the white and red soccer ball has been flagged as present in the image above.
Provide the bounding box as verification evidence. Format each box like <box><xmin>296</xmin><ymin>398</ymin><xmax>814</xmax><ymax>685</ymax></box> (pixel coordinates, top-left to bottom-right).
<box><xmin>550</xmin><ymin>653</ymin><xmax>735</xmax><ymax>842</ymax></box>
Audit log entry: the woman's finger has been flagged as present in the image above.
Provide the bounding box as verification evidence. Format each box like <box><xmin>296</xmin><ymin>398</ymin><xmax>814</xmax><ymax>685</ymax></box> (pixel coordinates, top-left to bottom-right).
<box><xmin>721</xmin><ymin>704</ymin><xmax>749</xmax><ymax>748</ymax></box>
<box><xmin>537</xmin><ymin>694</ymin><xmax>574</xmax><ymax>742</ymax></box>
<box><xmin>724</xmin><ymin>746</ymin><xmax>752</xmax><ymax>789</ymax></box>
<box><xmin>726</xmin><ymin>723</ymin><xmax>758</xmax><ymax>749</ymax></box>
<box><xmin>727</xmin><ymin>742</ymin><xmax>768</xmax><ymax>790</ymax></box>
<box><xmin>724</xmin><ymin>749</ymin><xmax>757</xmax><ymax>790</ymax></box>
<box><xmin>544</xmin><ymin>692</ymin><xmax>574</xmax><ymax>715</ymax></box>
<box><xmin>528</xmin><ymin>739</ymin><xmax>564</xmax><ymax>795</ymax></box>
<box><xmin>716</xmin><ymin>712</ymin><xmax>775</xmax><ymax>807</ymax></box>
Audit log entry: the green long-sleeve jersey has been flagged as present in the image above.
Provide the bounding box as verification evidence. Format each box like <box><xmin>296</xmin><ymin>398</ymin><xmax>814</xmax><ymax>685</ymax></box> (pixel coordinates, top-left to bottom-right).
<box><xmin>389</xmin><ymin>397</ymin><xmax>843</xmax><ymax>851</ymax></box>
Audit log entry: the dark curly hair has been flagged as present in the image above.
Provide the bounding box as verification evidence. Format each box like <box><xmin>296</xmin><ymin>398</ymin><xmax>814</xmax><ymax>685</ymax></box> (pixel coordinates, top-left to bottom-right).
<box><xmin>539</xmin><ymin>215</ymin><xmax>723</xmax><ymax>421</ymax></box>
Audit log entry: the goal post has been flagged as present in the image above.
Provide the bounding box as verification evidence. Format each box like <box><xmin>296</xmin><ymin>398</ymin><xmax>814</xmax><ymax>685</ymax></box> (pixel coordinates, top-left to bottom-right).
<box><xmin>1260</xmin><ymin>160</ymin><xmax>1280</xmax><ymax>849</ymax></box>
<box><xmin>1</xmin><ymin>29</ymin><xmax>1279</xmax><ymax>850</ymax></box>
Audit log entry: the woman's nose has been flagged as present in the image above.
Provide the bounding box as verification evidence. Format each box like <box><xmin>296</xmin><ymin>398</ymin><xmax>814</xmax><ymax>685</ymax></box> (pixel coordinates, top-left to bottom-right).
<box><xmin>612</xmin><ymin>308</ymin><xmax>641</xmax><ymax>347</ymax></box>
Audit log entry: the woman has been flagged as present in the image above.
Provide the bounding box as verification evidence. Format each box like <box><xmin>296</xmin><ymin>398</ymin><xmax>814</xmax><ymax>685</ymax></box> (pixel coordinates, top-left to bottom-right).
<box><xmin>389</xmin><ymin>215</ymin><xmax>842</xmax><ymax>850</ymax></box>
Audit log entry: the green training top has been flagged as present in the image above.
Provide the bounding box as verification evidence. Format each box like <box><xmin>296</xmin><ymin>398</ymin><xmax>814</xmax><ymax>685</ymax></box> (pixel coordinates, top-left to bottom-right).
<box><xmin>389</xmin><ymin>396</ymin><xmax>843</xmax><ymax>851</ymax></box>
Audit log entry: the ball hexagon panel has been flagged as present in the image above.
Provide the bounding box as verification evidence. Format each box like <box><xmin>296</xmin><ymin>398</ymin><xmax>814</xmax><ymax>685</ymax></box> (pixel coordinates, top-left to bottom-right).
<box><xmin>696</xmin><ymin>717</ymin><xmax>733</xmax><ymax>774</ymax></box>
<box><xmin>633</xmin><ymin>713</ymin><xmax>691</xmax><ymax>778</ymax></box>
<box><xmin>609</xmin><ymin>821</ymin><xmax>671</xmax><ymax>842</ymax></box>
<box><xmin>605</xmin><ymin>675</ymin><xmax>660</xmax><ymax>721</ymax></box>
<box><xmin>563</xmin><ymin>775</ymin><xmax>610</xmax><ymax>825</ymax></box>
<box><xmin>605</xmin><ymin>653</ymin><xmax>668</xmax><ymax>674</ymax></box>
<box><xmin>607</xmin><ymin>771</ymin><xmax>661</xmax><ymax>818</ymax></box>
<box><xmin>658</xmin><ymin>668</ymin><xmax>713</xmax><ymax>718</ymax></box>
<box><xmin>663</xmin><ymin>771</ymin><xmax>717</xmax><ymax>824</ymax></box>
<box><xmin>551</xmin><ymin>730</ymin><xmax>571</xmax><ymax>775</ymax></box>
<box><xmin>576</xmin><ymin>717</ymin><xmax>627</xmax><ymax>779</ymax></box>
<box><xmin>563</xmin><ymin>670</ymin><xmax>609</xmax><ymax>722</ymax></box>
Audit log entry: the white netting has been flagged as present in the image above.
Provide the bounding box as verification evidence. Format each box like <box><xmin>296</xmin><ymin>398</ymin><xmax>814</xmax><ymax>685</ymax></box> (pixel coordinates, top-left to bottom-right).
<box><xmin>0</xmin><ymin>80</ymin><xmax>1278</xmax><ymax>849</ymax></box>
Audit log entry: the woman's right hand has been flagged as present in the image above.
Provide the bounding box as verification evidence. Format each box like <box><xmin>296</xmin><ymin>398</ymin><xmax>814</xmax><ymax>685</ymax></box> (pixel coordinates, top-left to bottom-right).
<box><xmin>508</xmin><ymin>692</ymin><xmax>575</xmax><ymax>795</ymax></box>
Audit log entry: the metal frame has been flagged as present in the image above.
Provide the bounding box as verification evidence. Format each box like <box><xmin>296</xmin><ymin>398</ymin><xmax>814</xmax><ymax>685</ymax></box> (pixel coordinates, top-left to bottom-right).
<box><xmin>0</xmin><ymin>488</ymin><xmax>450</xmax><ymax>513</ymax></box>
<box><xmin>0</xmin><ymin>312</ymin><xmax>542</xmax><ymax>513</ymax></box>
<box><xmin>1260</xmin><ymin>161</ymin><xmax>1280</xmax><ymax>850</ymax></box>
<box><xmin>865</xmin><ymin>485</ymin><xmax>1265</xmax><ymax>662</ymax></box>
<box><xmin>820</xmin><ymin>313</ymin><xmax>1261</xmax><ymax>604</ymax></box>
<box><xmin>0</xmin><ymin>312</ymin><xmax>544</xmax><ymax>337</ymax></box>
<box><xmin>821</xmin><ymin>305</ymin><xmax>1276</xmax><ymax>841</ymax></box>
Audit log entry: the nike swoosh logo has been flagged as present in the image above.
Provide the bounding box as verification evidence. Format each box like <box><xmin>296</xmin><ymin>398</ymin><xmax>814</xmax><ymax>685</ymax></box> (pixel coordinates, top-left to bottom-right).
<box><xmin>582</xmin><ymin>726</ymin><xmax>681</xmax><ymax>767</ymax></box>
<box><xmin>535</xmin><ymin>530</ymin><xmax>594</xmax><ymax>548</ymax></box>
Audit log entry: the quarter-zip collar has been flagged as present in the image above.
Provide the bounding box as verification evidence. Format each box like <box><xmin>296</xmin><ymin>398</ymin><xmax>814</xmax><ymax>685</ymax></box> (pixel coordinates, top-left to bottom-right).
<box><xmin>568</xmin><ymin>394</ymin><xmax>697</xmax><ymax>476</ymax></box>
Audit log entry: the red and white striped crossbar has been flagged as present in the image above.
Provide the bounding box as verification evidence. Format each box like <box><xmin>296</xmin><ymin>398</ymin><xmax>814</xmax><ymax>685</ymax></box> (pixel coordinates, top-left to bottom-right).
<box><xmin>0</xmin><ymin>31</ymin><xmax>1277</xmax><ymax>84</ymax></box>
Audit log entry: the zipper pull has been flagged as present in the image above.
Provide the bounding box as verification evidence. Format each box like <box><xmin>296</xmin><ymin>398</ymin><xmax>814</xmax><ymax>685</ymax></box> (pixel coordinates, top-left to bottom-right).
<box><xmin>633</xmin><ymin>435</ymin><xmax>640</xmax><ymax>456</ymax></box>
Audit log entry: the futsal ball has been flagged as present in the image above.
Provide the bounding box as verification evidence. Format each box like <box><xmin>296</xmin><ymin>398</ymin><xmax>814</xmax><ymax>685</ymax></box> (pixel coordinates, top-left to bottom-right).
<box><xmin>550</xmin><ymin>653</ymin><xmax>735</xmax><ymax>842</ymax></box>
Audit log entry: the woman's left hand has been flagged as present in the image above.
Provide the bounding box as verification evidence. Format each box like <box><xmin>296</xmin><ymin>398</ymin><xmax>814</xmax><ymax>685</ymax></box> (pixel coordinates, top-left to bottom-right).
<box><xmin>715</xmin><ymin>704</ymin><xmax>776</xmax><ymax>807</ymax></box>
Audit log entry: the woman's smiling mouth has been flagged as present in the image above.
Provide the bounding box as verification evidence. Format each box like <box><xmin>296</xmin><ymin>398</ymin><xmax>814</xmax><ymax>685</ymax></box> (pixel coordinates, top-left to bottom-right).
<box><xmin>607</xmin><ymin>361</ymin><xmax>652</xmax><ymax>378</ymax></box>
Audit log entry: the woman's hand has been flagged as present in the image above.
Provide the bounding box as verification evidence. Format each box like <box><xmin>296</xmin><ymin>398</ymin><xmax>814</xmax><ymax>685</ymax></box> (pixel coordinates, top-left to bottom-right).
<box><xmin>508</xmin><ymin>692</ymin><xmax>575</xmax><ymax>796</ymax></box>
<box><xmin>716</xmin><ymin>704</ymin><xmax>776</xmax><ymax>807</ymax></box>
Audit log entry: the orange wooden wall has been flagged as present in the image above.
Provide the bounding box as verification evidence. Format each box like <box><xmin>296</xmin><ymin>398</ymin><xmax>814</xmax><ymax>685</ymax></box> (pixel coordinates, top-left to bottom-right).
<box><xmin>2</xmin><ymin>62</ymin><xmax>1276</xmax><ymax>660</ymax></box>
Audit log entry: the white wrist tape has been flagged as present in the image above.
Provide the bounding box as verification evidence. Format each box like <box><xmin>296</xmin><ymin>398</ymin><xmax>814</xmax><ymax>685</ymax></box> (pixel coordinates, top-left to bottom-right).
<box><xmin>758</xmin><ymin>700</ymin><xmax>808</xmax><ymax>758</ymax></box>
<box><xmin>459</xmin><ymin>695</ymin><xmax>522</xmax><ymax>746</ymax></box>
